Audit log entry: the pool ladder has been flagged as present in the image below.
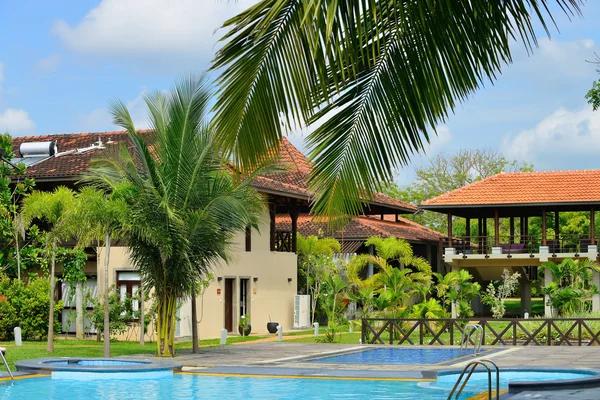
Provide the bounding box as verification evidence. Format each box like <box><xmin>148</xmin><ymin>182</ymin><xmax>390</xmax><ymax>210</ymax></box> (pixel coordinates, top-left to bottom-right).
<box><xmin>0</xmin><ymin>347</ymin><xmax>14</xmax><ymax>384</ymax></box>
<box><xmin>459</xmin><ymin>324</ymin><xmax>483</xmax><ymax>356</ymax></box>
<box><xmin>447</xmin><ymin>359</ymin><xmax>499</xmax><ymax>400</ymax></box>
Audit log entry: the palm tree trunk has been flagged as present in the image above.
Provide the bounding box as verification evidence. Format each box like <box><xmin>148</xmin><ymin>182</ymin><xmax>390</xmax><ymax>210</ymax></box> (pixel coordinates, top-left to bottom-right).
<box><xmin>156</xmin><ymin>291</ymin><xmax>177</xmax><ymax>357</ymax></box>
<box><xmin>140</xmin><ymin>281</ymin><xmax>145</xmax><ymax>345</ymax></box>
<box><xmin>104</xmin><ymin>233</ymin><xmax>111</xmax><ymax>358</ymax></box>
<box><xmin>47</xmin><ymin>239</ymin><xmax>56</xmax><ymax>353</ymax></box>
<box><xmin>191</xmin><ymin>285</ymin><xmax>198</xmax><ymax>353</ymax></box>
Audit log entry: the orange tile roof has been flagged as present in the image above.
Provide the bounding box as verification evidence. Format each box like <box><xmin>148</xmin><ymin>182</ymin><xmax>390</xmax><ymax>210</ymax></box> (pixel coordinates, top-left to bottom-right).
<box><xmin>276</xmin><ymin>213</ymin><xmax>445</xmax><ymax>243</ymax></box>
<box><xmin>421</xmin><ymin>170</ymin><xmax>600</xmax><ymax>207</ymax></box>
<box><xmin>11</xmin><ymin>132</ymin><xmax>414</xmax><ymax>213</ymax></box>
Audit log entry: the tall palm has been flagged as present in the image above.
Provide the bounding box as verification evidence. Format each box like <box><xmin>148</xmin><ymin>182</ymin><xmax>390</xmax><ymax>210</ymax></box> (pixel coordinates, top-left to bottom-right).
<box><xmin>69</xmin><ymin>186</ymin><xmax>130</xmax><ymax>357</ymax></box>
<box><xmin>22</xmin><ymin>187</ymin><xmax>78</xmax><ymax>352</ymax></box>
<box><xmin>85</xmin><ymin>76</ymin><xmax>264</xmax><ymax>356</ymax></box>
<box><xmin>212</xmin><ymin>0</ymin><xmax>582</xmax><ymax>218</ymax></box>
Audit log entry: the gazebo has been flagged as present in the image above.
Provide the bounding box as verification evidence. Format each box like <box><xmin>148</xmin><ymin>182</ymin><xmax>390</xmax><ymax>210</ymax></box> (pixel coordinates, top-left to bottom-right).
<box><xmin>420</xmin><ymin>170</ymin><xmax>600</xmax><ymax>316</ymax></box>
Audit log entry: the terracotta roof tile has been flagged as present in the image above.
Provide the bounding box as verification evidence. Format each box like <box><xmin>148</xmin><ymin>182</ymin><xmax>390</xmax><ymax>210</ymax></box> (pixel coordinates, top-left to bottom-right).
<box><xmin>421</xmin><ymin>170</ymin><xmax>600</xmax><ymax>207</ymax></box>
<box><xmin>276</xmin><ymin>214</ymin><xmax>445</xmax><ymax>243</ymax></box>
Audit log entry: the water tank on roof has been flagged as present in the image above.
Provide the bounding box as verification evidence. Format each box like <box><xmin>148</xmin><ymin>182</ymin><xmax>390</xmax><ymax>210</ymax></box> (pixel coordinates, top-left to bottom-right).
<box><xmin>19</xmin><ymin>141</ymin><xmax>58</xmax><ymax>158</ymax></box>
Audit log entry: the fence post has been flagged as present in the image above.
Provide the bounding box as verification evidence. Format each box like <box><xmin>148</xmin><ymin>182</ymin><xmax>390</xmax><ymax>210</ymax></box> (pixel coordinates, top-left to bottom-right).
<box><xmin>361</xmin><ymin>319</ymin><xmax>365</xmax><ymax>344</ymax></box>
<box><xmin>419</xmin><ymin>321</ymin><xmax>424</xmax><ymax>345</ymax></box>
<box><xmin>513</xmin><ymin>321</ymin><xmax>517</xmax><ymax>346</ymax></box>
<box><xmin>578</xmin><ymin>319</ymin><xmax>582</xmax><ymax>346</ymax></box>
<box><xmin>547</xmin><ymin>321</ymin><xmax>551</xmax><ymax>346</ymax></box>
<box><xmin>449</xmin><ymin>321</ymin><xmax>454</xmax><ymax>345</ymax></box>
<box><xmin>389</xmin><ymin>321</ymin><xmax>394</xmax><ymax>345</ymax></box>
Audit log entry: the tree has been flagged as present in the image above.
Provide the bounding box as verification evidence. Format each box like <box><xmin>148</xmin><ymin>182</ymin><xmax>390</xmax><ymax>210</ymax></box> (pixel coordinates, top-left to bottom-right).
<box><xmin>296</xmin><ymin>233</ymin><xmax>341</xmax><ymax>323</ymax></box>
<box><xmin>541</xmin><ymin>258</ymin><xmax>600</xmax><ymax>315</ymax></box>
<box><xmin>22</xmin><ymin>187</ymin><xmax>78</xmax><ymax>352</ymax></box>
<box><xmin>69</xmin><ymin>186</ymin><xmax>129</xmax><ymax>357</ymax></box>
<box><xmin>481</xmin><ymin>269</ymin><xmax>521</xmax><ymax>318</ymax></box>
<box><xmin>347</xmin><ymin>236</ymin><xmax>432</xmax><ymax>317</ymax></box>
<box><xmin>433</xmin><ymin>269</ymin><xmax>481</xmax><ymax>318</ymax></box>
<box><xmin>211</xmin><ymin>0</ymin><xmax>580</xmax><ymax>219</ymax></box>
<box><xmin>383</xmin><ymin>148</ymin><xmax>533</xmax><ymax>233</ymax></box>
<box><xmin>85</xmin><ymin>76</ymin><xmax>264</xmax><ymax>357</ymax></box>
<box><xmin>586</xmin><ymin>54</ymin><xmax>600</xmax><ymax>111</ymax></box>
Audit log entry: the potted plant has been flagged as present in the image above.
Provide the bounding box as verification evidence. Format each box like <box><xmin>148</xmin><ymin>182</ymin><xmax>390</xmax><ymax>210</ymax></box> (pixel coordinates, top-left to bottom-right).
<box><xmin>267</xmin><ymin>315</ymin><xmax>279</xmax><ymax>334</ymax></box>
<box><xmin>238</xmin><ymin>314</ymin><xmax>251</xmax><ymax>336</ymax></box>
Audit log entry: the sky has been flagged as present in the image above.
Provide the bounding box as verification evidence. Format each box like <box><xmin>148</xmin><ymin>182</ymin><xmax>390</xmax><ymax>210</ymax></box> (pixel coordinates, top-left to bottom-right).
<box><xmin>1</xmin><ymin>1</ymin><xmax>600</xmax><ymax>186</ymax></box>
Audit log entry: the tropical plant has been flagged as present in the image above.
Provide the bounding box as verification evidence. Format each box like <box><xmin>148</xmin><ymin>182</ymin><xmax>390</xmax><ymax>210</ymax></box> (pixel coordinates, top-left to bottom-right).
<box><xmin>433</xmin><ymin>269</ymin><xmax>481</xmax><ymax>319</ymax></box>
<box><xmin>84</xmin><ymin>76</ymin><xmax>264</xmax><ymax>356</ymax></box>
<box><xmin>238</xmin><ymin>314</ymin><xmax>251</xmax><ymax>336</ymax></box>
<box><xmin>410</xmin><ymin>298</ymin><xmax>447</xmax><ymax>319</ymax></box>
<box><xmin>212</xmin><ymin>0</ymin><xmax>581</xmax><ymax>219</ymax></box>
<box><xmin>68</xmin><ymin>186</ymin><xmax>130</xmax><ymax>357</ymax></box>
<box><xmin>347</xmin><ymin>236</ymin><xmax>432</xmax><ymax>317</ymax></box>
<box><xmin>541</xmin><ymin>258</ymin><xmax>600</xmax><ymax>315</ymax></box>
<box><xmin>296</xmin><ymin>234</ymin><xmax>341</xmax><ymax>323</ymax></box>
<box><xmin>481</xmin><ymin>269</ymin><xmax>521</xmax><ymax>319</ymax></box>
<box><xmin>22</xmin><ymin>187</ymin><xmax>78</xmax><ymax>352</ymax></box>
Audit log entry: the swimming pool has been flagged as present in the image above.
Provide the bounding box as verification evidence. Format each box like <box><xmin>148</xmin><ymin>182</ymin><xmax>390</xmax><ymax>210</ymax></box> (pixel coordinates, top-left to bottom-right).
<box><xmin>0</xmin><ymin>369</ymin><xmax>596</xmax><ymax>399</ymax></box>
<box><xmin>309</xmin><ymin>347</ymin><xmax>471</xmax><ymax>364</ymax></box>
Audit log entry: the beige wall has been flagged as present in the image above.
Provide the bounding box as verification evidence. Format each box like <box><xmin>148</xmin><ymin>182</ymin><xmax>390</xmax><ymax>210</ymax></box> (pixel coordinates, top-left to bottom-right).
<box><xmin>96</xmin><ymin>208</ymin><xmax>298</xmax><ymax>340</ymax></box>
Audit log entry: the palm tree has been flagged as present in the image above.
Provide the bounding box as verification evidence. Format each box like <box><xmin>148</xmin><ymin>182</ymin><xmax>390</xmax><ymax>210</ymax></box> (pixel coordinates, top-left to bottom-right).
<box><xmin>541</xmin><ymin>258</ymin><xmax>600</xmax><ymax>314</ymax></box>
<box><xmin>433</xmin><ymin>269</ymin><xmax>481</xmax><ymax>318</ymax></box>
<box><xmin>69</xmin><ymin>186</ymin><xmax>129</xmax><ymax>357</ymax></box>
<box><xmin>22</xmin><ymin>187</ymin><xmax>78</xmax><ymax>352</ymax></box>
<box><xmin>85</xmin><ymin>76</ymin><xmax>264</xmax><ymax>357</ymax></box>
<box><xmin>211</xmin><ymin>0</ymin><xmax>582</xmax><ymax>218</ymax></box>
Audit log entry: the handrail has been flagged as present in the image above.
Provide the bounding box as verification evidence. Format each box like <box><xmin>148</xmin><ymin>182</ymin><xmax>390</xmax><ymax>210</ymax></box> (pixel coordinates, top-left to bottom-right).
<box><xmin>0</xmin><ymin>347</ymin><xmax>14</xmax><ymax>383</ymax></box>
<box><xmin>460</xmin><ymin>324</ymin><xmax>483</xmax><ymax>356</ymax></box>
<box><xmin>447</xmin><ymin>359</ymin><xmax>499</xmax><ymax>400</ymax></box>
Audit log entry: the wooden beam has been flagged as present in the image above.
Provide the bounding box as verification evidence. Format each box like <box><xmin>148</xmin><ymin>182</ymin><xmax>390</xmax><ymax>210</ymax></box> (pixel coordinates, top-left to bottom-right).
<box><xmin>448</xmin><ymin>213</ymin><xmax>453</xmax><ymax>247</ymax></box>
<box><xmin>269</xmin><ymin>197</ymin><xmax>276</xmax><ymax>252</ymax></box>
<box><xmin>494</xmin><ymin>208</ymin><xmax>500</xmax><ymax>246</ymax></box>
<box><xmin>592</xmin><ymin>207</ymin><xmax>596</xmax><ymax>243</ymax></box>
<box><xmin>509</xmin><ymin>217</ymin><xmax>515</xmax><ymax>244</ymax></box>
<box><xmin>542</xmin><ymin>208</ymin><xmax>547</xmax><ymax>246</ymax></box>
<box><xmin>290</xmin><ymin>199</ymin><xmax>298</xmax><ymax>253</ymax></box>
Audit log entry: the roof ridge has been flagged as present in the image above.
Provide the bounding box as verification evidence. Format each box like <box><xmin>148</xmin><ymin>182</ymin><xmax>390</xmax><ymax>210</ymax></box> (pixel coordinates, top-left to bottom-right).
<box><xmin>421</xmin><ymin>172</ymin><xmax>505</xmax><ymax>205</ymax></box>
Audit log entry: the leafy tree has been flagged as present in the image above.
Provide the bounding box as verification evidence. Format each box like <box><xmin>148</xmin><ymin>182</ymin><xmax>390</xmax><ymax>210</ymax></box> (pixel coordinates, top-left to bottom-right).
<box><xmin>347</xmin><ymin>236</ymin><xmax>432</xmax><ymax>317</ymax></box>
<box><xmin>541</xmin><ymin>258</ymin><xmax>600</xmax><ymax>315</ymax></box>
<box><xmin>481</xmin><ymin>269</ymin><xmax>521</xmax><ymax>318</ymax></box>
<box><xmin>69</xmin><ymin>186</ymin><xmax>129</xmax><ymax>357</ymax></box>
<box><xmin>433</xmin><ymin>269</ymin><xmax>481</xmax><ymax>318</ymax></box>
<box><xmin>586</xmin><ymin>54</ymin><xmax>600</xmax><ymax>111</ymax></box>
<box><xmin>296</xmin><ymin>233</ymin><xmax>341</xmax><ymax>323</ymax></box>
<box><xmin>211</xmin><ymin>0</ymin><xmax>579</xmax><ymax>219</ymax></box>
<box><xmin>21</xmin><ymin>187</ymin><xmax>78</xmax><ymax>352</ymax></box>
<box><xmin>85</xmin><ymin>76</ymin><xmax>264</xmax><ymax>357</ymax></box>
<box><xmin>383</xmin><ymin>148</ymin><xmax>533</xmax><ymax>233</ymax></box>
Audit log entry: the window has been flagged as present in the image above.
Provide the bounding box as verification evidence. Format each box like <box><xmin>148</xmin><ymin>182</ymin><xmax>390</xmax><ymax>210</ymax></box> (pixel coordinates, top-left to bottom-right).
<box><xmin>117</xmin><ymin>271</ymin><xmax>140</xmax><ymax>318</ymax></box>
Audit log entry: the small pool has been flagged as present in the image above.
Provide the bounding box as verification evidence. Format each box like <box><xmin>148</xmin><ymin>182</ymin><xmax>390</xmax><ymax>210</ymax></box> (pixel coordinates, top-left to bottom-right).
<box><xmin>309</xmin><ymin>347</ymin><xmax>471</xmax><ymax>364</ymax></box>
<box><xmin>44</xmin><ymin>360</ymin><xmax>145</xmax><ymax>366</ymax></box>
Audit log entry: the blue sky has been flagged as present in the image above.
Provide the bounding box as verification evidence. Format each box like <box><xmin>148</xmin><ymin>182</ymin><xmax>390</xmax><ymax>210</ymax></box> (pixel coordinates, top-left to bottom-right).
<box><xmin>1</xmin><ymin>1</ymin><xmax>600</xmax><ymax>185</ymax></box>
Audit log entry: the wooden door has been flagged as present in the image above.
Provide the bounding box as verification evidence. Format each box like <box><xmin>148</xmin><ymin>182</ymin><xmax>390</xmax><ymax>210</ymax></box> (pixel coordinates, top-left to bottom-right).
<box><xmin>225</xmin><ymin>278</ymin><xmax>234</xmax><ymax>332</ymax></box>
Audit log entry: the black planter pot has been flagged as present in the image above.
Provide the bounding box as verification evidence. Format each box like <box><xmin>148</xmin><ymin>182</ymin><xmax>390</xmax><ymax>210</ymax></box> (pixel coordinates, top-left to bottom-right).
<box><xmin>267</xmin><ymin>322</ymin><xmax>279</xmax><ymax>334</ymax></box>
<box><xmin>238</xmin><ymin>324</ymin><xmax>251</xmax><ymax>336</ymax></box>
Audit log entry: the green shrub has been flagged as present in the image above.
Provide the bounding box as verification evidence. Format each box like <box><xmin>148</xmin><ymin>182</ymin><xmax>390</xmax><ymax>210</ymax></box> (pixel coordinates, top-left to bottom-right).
<box><xmin>0</xmin><ymin>297</ymin><xmax>17</xmax><ymax>340</ymax></box>
<box><xmin>0</xmin><ymin>275</ymin><xmax>63</xmax><ymax>340</ymax></box>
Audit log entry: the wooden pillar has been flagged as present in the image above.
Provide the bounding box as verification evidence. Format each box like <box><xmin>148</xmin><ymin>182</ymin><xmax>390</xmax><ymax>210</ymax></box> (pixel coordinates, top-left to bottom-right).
<box><xmin>447</xmin><ymin>213</ymin><xmax>453</xmax><ymax>247</ymax></box>
<box><xmin>395</xmin><ymin>214</ymin><xmax>399</xmax><ymax>222</ymax></box>
<box><xmin>269</xmin><ymin>196</ymin><xmax>276</xmax><ymax>252</ymax></box>
<box><xmin>465</xmin><ymin>217</ymin><xmax>471</xmax><ymax>245</ymax></box>
<box><xmin>509</xmin><ymin>217</ymin><xmax>515</xmax><ymax>244</ymax></box>
<box><xmin>494</xmin><ymin>208</ymin><xmax>500</xmax><ymax>246</ymax></box>
<box><xmin>542</xmin><ymin>208</ymin><xmax>547</xmax><ymax>246</ymax></box>
<box><xmin>290</xmin><ymin>199</ymin><xmax>298</xmax><ymax>253</ymax></box>
<box><xmin>483</xmin><ymin>217</ymin><xmax>488</xmax><ymax>249</ymax></box>
<box><xmin>554</xmin><ymin>211</ymin><xmax>560</xmax><ymax>240</ymax></box>
<box><xmin>591</xmin><ymin>208</ymin><xmax>596</xmax><ymax>243</ymax></box>
<box><xmin>520</xmin><ymin>216</ymin><xmax>525</xmax><ymax>243</ymax></box>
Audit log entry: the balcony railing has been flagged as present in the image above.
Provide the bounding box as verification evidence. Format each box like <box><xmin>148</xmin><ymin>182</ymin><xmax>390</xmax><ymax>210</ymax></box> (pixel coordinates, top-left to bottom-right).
<box><xmin>441</xmin><ymin>234</ymin><xmax>598</xmax><ymax>256</ymax></box>
<box><xmin>274</xmin><ymin>230</ymin><xmax>293</xmax><ymax>253</ymax></box>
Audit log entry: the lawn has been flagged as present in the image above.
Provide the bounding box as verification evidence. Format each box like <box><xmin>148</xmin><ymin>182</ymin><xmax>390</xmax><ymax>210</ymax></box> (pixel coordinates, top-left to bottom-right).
<box><xmin>504</xmin><ymin>298</ymin><xmax>545</xmax><ymax>316</ymax></box>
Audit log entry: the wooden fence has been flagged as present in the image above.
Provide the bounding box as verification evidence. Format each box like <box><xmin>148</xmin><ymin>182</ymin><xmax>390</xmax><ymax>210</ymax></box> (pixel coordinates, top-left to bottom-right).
<box><xmin>361</xmin><ymin>318</ymin><xmax>600</xmax><ymax>346</ymax></box>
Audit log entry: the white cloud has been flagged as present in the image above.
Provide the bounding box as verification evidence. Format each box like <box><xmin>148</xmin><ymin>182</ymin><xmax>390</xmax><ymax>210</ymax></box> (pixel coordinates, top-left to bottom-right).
<box><xmin>0</xmin><ymin>109</ymin><xmax>36</xmax><ymax>135</ymax></box>
<box><xmin>34</xmin><ymin>55</ymin><xmax>61</xmax><ymax>72</ymax></box>
<box><xmin>502</xmin><ymin>105</ymin><xmax>600</xmax><ymax>169</ymax></box>
<box><xmin>74</xmin><ymin>91</ymin><xmax>150</xmax><ymax>132</ymax></box>
<box><xmin>53</xmin><ymin>0</ymin><xmax>257</xmax><ymax>66</ymax></box>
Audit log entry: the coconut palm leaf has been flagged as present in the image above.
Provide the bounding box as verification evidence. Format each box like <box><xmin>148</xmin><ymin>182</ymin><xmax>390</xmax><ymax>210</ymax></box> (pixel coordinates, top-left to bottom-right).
<box><xmin>212</xmin><ymin>0</ymin><xmax>582</xmax><ymax>218</ymax></box>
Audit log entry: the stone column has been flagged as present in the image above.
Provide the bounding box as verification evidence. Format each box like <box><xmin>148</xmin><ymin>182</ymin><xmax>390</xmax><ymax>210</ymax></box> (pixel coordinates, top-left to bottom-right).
<box><xmin>544</xmin><ymin>269</ymin><xmax>553</xmax><ymax>318</ymax></box>
<box><xmin>75</xmin><ymin>281</ymin><xmax>84</xmax><ymax>339</ymax></box>
<box><xmin>589</xmin><ymin>246</ymin><xmax>600</xmax><ymax>311</ymax></box>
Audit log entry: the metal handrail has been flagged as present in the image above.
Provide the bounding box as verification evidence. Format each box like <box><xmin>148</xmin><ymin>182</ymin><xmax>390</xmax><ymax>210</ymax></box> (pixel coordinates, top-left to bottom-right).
<box><xmin>447</xmin><ymin>359</ymin><xmax>499</xmax><ymax>400</ymax></box>
<box><xmin>0</xmin><ymin>347</ymin><xmax>14</xmax><ymax>383</ymax></box>
<box><xmin>460</xmin><ymin>324</ymin><xmax>482</xmax><ymax>356</ymax></box>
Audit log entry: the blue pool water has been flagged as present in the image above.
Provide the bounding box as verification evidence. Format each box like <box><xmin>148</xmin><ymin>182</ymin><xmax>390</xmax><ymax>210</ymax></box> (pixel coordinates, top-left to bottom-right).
<box><xmin>310</xmin><ymin>348</ymin><xmax>467</xmax><ymax>364</ymax></box>
<box><xmin>45</xmin><ymin>360</ymin><xmax>145</xmax><ymax>366</ymax></box>
<box><xmin>0</xmin><ymin>370</ymin><xmax>595</xmax><ymax>399</ymax></box>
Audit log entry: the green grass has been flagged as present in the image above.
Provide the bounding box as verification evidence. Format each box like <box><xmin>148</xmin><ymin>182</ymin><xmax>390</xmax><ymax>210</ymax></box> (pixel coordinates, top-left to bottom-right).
<box><xmin>504</xmin><ymin>298</ymin><xmax>545</xmax><ymax>316</ymax></box>
<box><xmin>0</xmin><ymin>334</ymin><xmax>270</xmax><ymax>371</ymax></box>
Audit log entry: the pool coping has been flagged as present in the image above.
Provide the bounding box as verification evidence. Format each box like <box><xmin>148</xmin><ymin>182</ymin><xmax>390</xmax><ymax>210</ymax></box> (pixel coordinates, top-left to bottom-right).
<box><xmin>14</xmin><ymin>357</ymin><xmax>183</xmax><ymax>374</ymax></box>
<box><xmin>426</xmin><ymin>367</ymin><xmax>600</xmax><ymax>394</ymax></box>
